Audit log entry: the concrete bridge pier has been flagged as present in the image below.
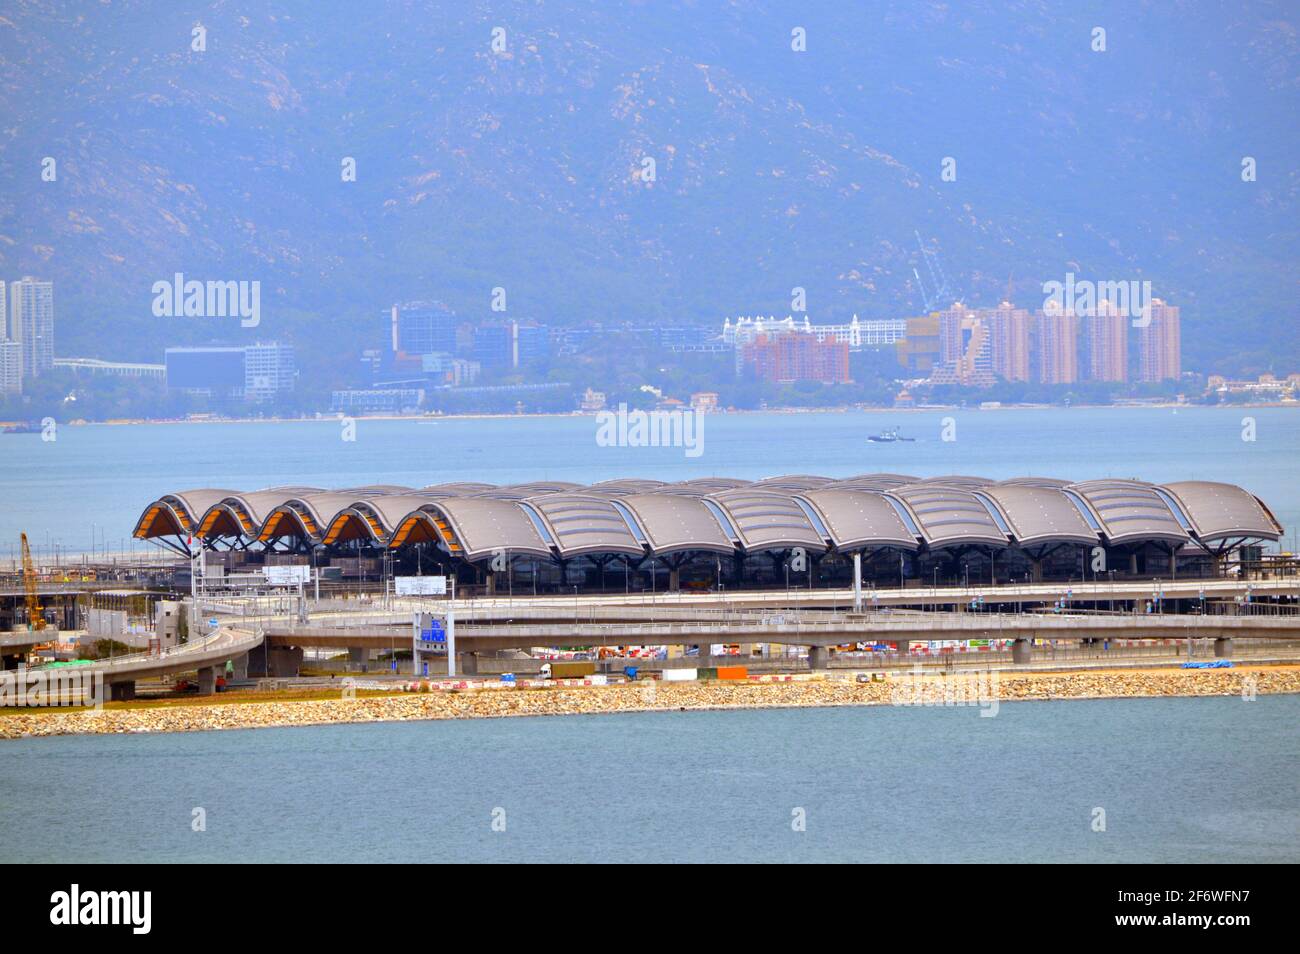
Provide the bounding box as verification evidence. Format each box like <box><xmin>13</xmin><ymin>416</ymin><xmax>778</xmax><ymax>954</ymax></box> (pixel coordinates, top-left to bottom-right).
<box><xmin>230</xmin><ymin>653</ymin><xmax>248</xmax><ymax>681</ymax></box>
<box><xmin>1011</xmin><ymin>638</ymin><xmax>1033</xmax><ymax>664</ymax></box>
<box><xmin>196</xmin><ymin>665</ymin><xmax>217</xmax><ymax>695</ymax></box>
<box><xmin>808</xmin><ymin>645</ymin><xmax>830</xmax><ymax>670</ymax></box>
<box><xmin>1214</xmin><ymin>638</ymin><xmax>1233</xmax><ymax>658</ymax></box>
<box><xmin>895</xmin><ymin>639</ymin><xmax>910</xmax><ymax>656</ymax></box>
<box><xmin>458</xmin><ymin>652</ymin><xmax>478</xmax><ymax>676</ymax></box>
<box><xmin>669</xmin><ymin>568</ymin><xmax>681</xmax><ymax>592</ymax></box>
<box><xmin>108</xmin><ymin>681</ymin><xmax>136</xmax><ymax>702</ymax></box>
<box><xmin>348</xmin><ymin>647</ymin><xmax>370</xmax><ymax>672</ymax></box>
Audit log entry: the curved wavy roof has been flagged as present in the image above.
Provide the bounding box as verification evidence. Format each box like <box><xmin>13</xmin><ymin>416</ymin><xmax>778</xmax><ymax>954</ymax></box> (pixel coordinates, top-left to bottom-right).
<box><xmin>527</xmin><ymin>494</ymin><xmax>645</xmax><ymax>558</ymax></box>
<box><xmin>134</xmin><ymin>474</ymin><xmax>1281</xmax><ymax>561</ymax></box>
<box><xmin>1067</xmin><ymin>479</ymin><xmax>1190</xmax><ymax>546</ymax></box>
<box><xmin>618</xmin><ymin>494</ymin><xmax>735</xmax><ymax>556</ymax></box>
<box><xmin>977</xmin><ymin>485</ymin><xmax>1099</xmax><ymax>547</ymax></box>
<box><xmin>1158</xmin><ymin>481</ymin><xmax>1282</xmax><ymax>543</ymax></box>
<box><xmin>890</xmin><ymin>485</ymin><xmax>1009</xmax><ymax>548</ymax></box>
<box><xmin>798</xmin><ymin>489</ymin><xmax>919</xmax><ymax>551</ymax></box>
<box><xmin>709</xmin><ymin>488</ymin><xmax>826</xmax><ymax>552</ymax></box>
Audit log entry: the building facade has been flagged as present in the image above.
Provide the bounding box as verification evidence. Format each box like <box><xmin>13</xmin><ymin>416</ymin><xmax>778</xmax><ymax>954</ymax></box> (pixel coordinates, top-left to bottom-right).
<box><xmin>1036</xmin><ymin>308</ymin><xmax>1079</xmax><ymax>385</ymax></box>
<box><xmin>244</xmin><ymin>342</ymin><xmax>297</xmax><ymax>401</ymax></box>
<box><xmin>1087</xmin><ymin>303</ymin><xmax>1129</xmax><ymax>383</ymax></box>
<box><xmin>742</xmin><ymin>332</ymin><xmax>851</xmax><ymax>384</ymax></box>
<box><xmin>9</xmin><ymin>277</ymin><xmax>54</xmax><ymax>379</ymax></box>
<box><xmin>1139</xmin><ymin>299</ymin><xmax>1181</xmax><ymax>382</ymax></box>
<box><xmin>988</xmin><ymin>302</ymin><xmax>1032</xmax><ymax>383</ymax></box>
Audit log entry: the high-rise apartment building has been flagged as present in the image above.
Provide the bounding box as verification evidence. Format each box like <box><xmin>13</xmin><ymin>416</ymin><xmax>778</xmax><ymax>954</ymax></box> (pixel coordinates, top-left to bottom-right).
<box><xmin>1087</xmin><ymin>301</ymin><xmax>1128</xmax><ymax>383</ymax></box>
<box><xmin>1139</xmin><ymin>299</ymin><xmax>1181</xmax><ymax>382</ymax></box>
<box><xmin>987</xmin><ymin>302</ymin><xmax>1032</xmax><ymax>382</ymax></box>
<box><xmin>10</xmin><ymin>277</ymin><xmax>54</xmax><ymax>379</ymax></box>
<box><xmin>1036</xmin><ymin>307</ymin><xmax>1079</xmax><ymax>384</ymax></box>
<box><xmin>931</xmin><ymin>303</ymin><xmax>997</xmax><ymax>387</ymax></box>
<box><xmin>0</xmin><ymin>342</ymin><xmax>21</xmax><ymax>396</ymax></box>
<box><xmin>743</xmin><ymin>332</ymin><xmax>850</xmax><ymax>384</ymax></box>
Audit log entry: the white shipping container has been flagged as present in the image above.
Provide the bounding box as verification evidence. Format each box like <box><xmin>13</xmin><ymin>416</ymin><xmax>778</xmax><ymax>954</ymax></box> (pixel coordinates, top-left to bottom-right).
<box><xmin>662</xmin><ymin>668</ymin><xmax>698</xmax><ymax>682</ymax></box>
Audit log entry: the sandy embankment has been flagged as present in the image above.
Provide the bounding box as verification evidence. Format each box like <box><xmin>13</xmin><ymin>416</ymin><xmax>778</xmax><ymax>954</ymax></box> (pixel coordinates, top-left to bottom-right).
<box><xmin>2</xmin><ymin>666</ymin><xmax>1298</xmax><ymax>740</ymax></box>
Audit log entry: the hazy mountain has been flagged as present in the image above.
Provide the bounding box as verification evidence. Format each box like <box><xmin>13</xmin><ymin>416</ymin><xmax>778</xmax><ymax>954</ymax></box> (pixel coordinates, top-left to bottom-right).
<box><xmin>2</xmin><ymin>0</ymin><xmax>1296</xmax><ymax>379</ymax></box>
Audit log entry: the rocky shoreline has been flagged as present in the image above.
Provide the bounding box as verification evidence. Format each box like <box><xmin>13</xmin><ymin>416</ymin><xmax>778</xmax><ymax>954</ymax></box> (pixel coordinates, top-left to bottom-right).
<box><xmin>3</xmin><ymin>666</ymin><xmax>1298</xmax><ymax>740</ymax></box>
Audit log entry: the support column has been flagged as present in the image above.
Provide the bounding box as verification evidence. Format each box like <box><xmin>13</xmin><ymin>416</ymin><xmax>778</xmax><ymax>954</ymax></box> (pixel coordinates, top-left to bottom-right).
<box><xmin>894</xmin><ymin>639</ymin><xmax>910</xmax><ymax>656</ymax></box>
<box><xmin>1012</xmin><ymin>638</ymin><xmax>1033</xmax><ymax>665</ymax></box>
<box><xmin>808</xmin><ymin>645</ymin><xmax>829</xmax><ymax>670</ymax></box>
<box><xmin>458</xmin><ymin>652</ymin><xmax>478</xmax><ymax>675</ymax></box>
<box><xmin>485</xmin><ymin>572</ymin><xmax>496</xmax><ymax>596</ymax></box>
<box><xmin>1213</xmin><ymin>638</ymin><xmax>1233</xmax><ymax>658</ymax></box>
<box><xmin>196</xmin><ymin>666</ymin><xmax>217</xmax><ymax>695</ymax></box>
<box><xmin>1030</xmin><ymin>558</ymin><xmax>1043</xmax><ymax>583</ymax></box>
<box><xmin>348</xmin><ymin>647</ymin><xmax>369</xmax><ymax>672</ymax></box>
<box><xmin>669</xmin><ymin>568</ymin><xmax>681</xmax><ymax>592</ymax></box>
<box><xmin>108</xmin><ymin>680</ymin><xmax>136</xmax><ymax>702</ymax></box>
<box><xmin>230</xmin><ymin>653</ymin><xmax>248</xmax><ymax>681</ymax></box>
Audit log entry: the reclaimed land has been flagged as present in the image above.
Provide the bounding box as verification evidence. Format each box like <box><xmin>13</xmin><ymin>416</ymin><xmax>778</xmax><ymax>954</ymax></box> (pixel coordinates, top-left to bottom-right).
<box><xmin>3</xmin><ymin>665</ymin><xmax>1299</xmax><ymax>740</ymax></box>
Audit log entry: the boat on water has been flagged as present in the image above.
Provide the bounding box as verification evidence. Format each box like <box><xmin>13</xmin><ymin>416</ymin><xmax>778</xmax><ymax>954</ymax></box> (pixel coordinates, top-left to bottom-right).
<box><xmin>867</xmin><ymin>427</ymin><xmax>915</xmax><ymax>443</ymax></box>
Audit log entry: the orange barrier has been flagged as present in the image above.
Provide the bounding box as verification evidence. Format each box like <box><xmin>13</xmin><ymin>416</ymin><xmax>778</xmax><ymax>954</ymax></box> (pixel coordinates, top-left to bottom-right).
<box><xmin>716</xmin><ymin>665</ymin><xmax>748</xmax><ymax>680</ymax></box>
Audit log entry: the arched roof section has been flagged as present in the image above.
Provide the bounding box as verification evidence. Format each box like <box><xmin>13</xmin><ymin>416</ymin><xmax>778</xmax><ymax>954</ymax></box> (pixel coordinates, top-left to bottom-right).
<box><xmin>1158</xmin><ymin>481</ymin><xmax>1282</xmax><ymax>543</ymax></box>
<box><xmin>976</xmin><ymin>486</ymin><xmax>1100</xmax><ymax>547</ymax></box>
<box><xmin>519</xmin><ymin>494</ymin><xmax>645</xmax><ymax>558</ymax></box>
<box><xmin>419</xmin><ymin>482</ymin><xmax>498</xmax><ymax>495</ymax></box>
<box><xmin>798</xmin><ymin>489</ymin><xmax>920</xmax><ymax>551</ymax></box>
<box><xmin>1066</xmin><ymin>480</ymin><xmax>1190</xmax><ymax>546</ymax></box>
<box><xmin>709</xmin><ymin>489</ymin><xmax>827</xmax><ymax>552</ymax></box>
<box><xmin>656</xmin><ymin>477</ymin><xmax>753</xmax><ymax>495</ymax></box>
<box><xmin>133</xmin><ymin>489</ymin><xmax>237</xmax><ymax>538</ymax></box>
<box><xmin>618</xmin><ymin>494</ymin><xmax>736</xmax><ymax>556</ymax></box>
<box><xmin>905</xmin><ymin>475</ymin><xmax>995</xmax><ymax>491</ymax></box>
<box><xmin>829</xmin><ymin>473</ymin><xmax>919</xmax><ymax>491</ymax></box>
<box><xmin>582</xmin><ymin>478</ymin><xmax>668</xmax><ymax>496</ymax></box>
<box><xmin>257</xmin><ymin>493</ymin><xmax>359</xmax><ymax>543</ymax></box>
<box><xmin>753</xmin><ymin>474</ymin><xmax>834</xmax><ymax>491</ymax></box>
<box><xmin>398</xmin><ymin>497</ymin><xmax>554</xmax><ymax>560</ymax></box>
<box><xmin>889</xmin><ymin>486</ymin><xmax>1009</xmax><ymax>548</ymax></box>
<box><xmin>474</xmin><ymin>481</ymin><xmax>582</xmax><ymax>500</ymax></box>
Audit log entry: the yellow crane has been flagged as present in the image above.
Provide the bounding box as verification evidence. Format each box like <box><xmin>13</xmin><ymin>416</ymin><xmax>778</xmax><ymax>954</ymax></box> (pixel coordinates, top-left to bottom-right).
<box><xmin>19</xmin><ymin>533</ymin><xmax>46</xmax><ymax>632</ymax></box>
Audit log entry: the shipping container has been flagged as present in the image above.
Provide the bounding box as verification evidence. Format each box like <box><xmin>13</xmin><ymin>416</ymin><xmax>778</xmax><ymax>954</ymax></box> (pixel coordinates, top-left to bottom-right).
<box><xmin>548</xmin><ymin>660</ymin><xmax>596</xmax><ymax>679</ymax></box>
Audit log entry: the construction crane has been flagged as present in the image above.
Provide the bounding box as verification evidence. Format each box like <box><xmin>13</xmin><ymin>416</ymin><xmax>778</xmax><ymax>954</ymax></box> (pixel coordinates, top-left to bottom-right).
<box><xmin>19</xmin><ymin>533</ymin><xmax>46</xmax><ymax>632</ymax></box>
<box><xmin>913</xmin><ymin>230</ymin><xmax>953</xmax><ymax>312</ymax></box>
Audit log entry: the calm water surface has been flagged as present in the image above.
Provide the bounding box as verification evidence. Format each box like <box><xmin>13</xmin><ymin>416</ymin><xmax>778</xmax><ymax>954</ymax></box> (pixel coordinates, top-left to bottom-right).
<box><xmin>1</xmin><ymin>696</ymin><xmax>1296</xmax><ymax>863</ymax></box>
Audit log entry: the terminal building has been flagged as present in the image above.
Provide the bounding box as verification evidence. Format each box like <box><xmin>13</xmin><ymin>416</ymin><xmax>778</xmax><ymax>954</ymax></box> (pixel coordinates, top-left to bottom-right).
<box><xmin>133</xmin><ymin>474</ymin><xmax>1283</xmax><ymax>595</ymax></box>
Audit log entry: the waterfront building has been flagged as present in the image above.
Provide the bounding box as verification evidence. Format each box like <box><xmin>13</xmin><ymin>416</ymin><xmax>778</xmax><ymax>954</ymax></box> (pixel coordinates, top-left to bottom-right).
<box><xmin>1139</xmin><ymin>299</ymin><xmax>1181</xmax><ymax>382</ymax></box>
<box><xmin>1086</xmin><ymin>300</ymin><xmax>1128</xmax><ymax>383</ymax></box>
<box><xmin>1035</xmin><ymin>306</ymin><xmax>1079</xmax><ymax>384</ymax></box>
<box><xmin>9</xmin><ymin>277</ymin><xmax>54</xmax><ymax>379</ymax></box>
<box><xmin>244</xmin><ymin>343</ymin><xmax>297</xmax><ymax>401</ymax></box>
<box><xmin>724</xmin><ymin>315</ymin><xmax>907</xmax><ymax>352</ymax></box>
<box><xmin>742</xmin><ymin>331</ymin><xmax>851</xmax><ymax>384</ymax></box>
<box><xmin>390</xmin><ymin>301</ymin><xmax>458</xmax><ymax>357</ymax></box>
<box><xmin>0</xmin><ymin>341</ymin><xmax>21</xmax><ymax>396</ymax></box>
<box><xmin>331</xmin><ymin>388</ymin><xmax>425</xmax><ymax>413</ymax></box>
<box><xmin>988</xmin><ymin>302</ymin><xmax>1032</xmax><ymax>383</ymax></box>
<box><xmin>165</xmin><ymin>346</ymin><xmax>247</xmax><ymax>398</ymax></box>
<box><xmin>54</xmin><ymin>358</ymin><xmax>166</xmax><ymax>380</ymax></box>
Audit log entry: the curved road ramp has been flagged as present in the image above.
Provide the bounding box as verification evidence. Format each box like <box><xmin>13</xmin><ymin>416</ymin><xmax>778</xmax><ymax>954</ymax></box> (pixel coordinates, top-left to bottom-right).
<box><xmin>0</xmin><ymin>626</ymin><xmax>263</xmax><ymax>705</ymax></box>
